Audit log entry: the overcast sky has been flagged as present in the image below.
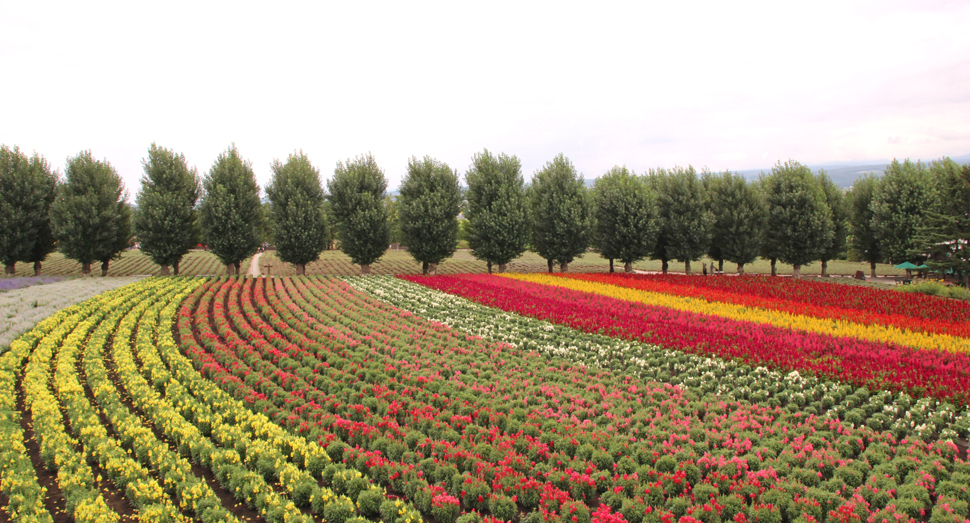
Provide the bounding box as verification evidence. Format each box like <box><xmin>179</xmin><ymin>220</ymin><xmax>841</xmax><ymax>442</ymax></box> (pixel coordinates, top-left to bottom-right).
<box><xmin>2</xmin><ymin>1</ymin><xmax>968</xmax><ymax>198</ymax></box>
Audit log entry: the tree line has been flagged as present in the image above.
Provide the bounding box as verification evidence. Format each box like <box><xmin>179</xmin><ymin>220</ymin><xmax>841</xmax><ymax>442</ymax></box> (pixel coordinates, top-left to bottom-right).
<box><xmin>1</xmin><ymin>144</ymin><xmax>968</xmax><ymax>286</ymax></box>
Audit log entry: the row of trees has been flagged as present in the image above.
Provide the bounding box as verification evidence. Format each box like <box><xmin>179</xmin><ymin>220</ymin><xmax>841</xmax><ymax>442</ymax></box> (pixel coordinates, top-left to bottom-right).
<box><xmin>1</xmin><ymin>143</ymin><xmax>967</xmax><ymax>286</ymax></box>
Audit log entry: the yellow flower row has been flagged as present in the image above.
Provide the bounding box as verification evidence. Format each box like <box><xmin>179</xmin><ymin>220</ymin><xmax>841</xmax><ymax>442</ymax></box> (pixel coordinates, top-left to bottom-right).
<box><xmin>500</xmin><ymin>273</ymin><xmax>970</xmax><ymax>354</ymax></box>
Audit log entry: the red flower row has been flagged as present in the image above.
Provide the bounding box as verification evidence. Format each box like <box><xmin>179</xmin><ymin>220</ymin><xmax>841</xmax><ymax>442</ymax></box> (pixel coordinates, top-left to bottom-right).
<box><xmin>550</xmin><ymin>273</ymin><xmax>970</xmax><ymax>338</ymax></box>
<box><xmin>400</xmin><ymin>274</ymin><xmax>970</xmax><ymax>406</ymax></box>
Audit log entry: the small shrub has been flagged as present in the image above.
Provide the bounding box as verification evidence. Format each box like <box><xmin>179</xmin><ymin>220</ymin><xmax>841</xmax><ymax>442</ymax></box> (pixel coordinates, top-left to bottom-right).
<box><xmin>490</xmin><ymin>494</ymin><xmax>517</xmax><ymax>521</ymax></box>
<box><xmin>356</xmin><ymin>489</ymin><xmax>383</xmax><ymax>518</ymax></box>
<box><xmin>323</xmin><ymin>496</ymin><xmax>356</xmax><ymax>523</ymax></box>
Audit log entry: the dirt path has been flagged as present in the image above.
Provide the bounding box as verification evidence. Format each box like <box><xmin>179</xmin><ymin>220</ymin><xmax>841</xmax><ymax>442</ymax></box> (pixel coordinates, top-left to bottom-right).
<box><xmin>250</xmin><ymin>252</ymin><xmax>262</xmax><ymax>277</ymax></box>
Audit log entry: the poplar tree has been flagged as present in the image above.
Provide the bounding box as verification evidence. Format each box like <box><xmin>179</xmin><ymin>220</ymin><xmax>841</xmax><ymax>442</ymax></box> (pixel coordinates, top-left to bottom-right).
<box><xmin>50</xmin><ymin>151</ymin><xmax>132</xmax><ymax>276</ymax></box>
<box><xmin>529</xmin><ymin>153</ymin><xmax>594</xmax><ymax>272</ymax></box>
<box><xmin>465</xmin><ymin>149</ymin><xmax>529</xmax><ymax>273</ymax></box>
<box><xmin>327</xmin><ymin>153</ymin><xmax>390</xmax><ymax>274</ymax></box>
<box><xmin>0</xmin><ymin>145</ymin><xmax>58</xmax><ymax>276</ymax></box>
<box><xmin>134</xmin><ymin>143</ymin><xmax>200</xmax><ymax>275</ymax></box>
<box><xmin>199</xmin><ymin>145</ymin><xmax>263</xmax><ymax>275</ymax></box>
<box><xmin>706</xmin><ymin>171</ymin><xmax>765</xmax><ymax>275</ymax></box>
<box><xmin>913</xmin><ymin>159</ymin><xmax>970</xmax><ymax>288</ymax></box>
<box><xmin>267</xmin><ymin>151</ymin><xmax>329</xmax><ymax>275</ymax></box>
<box><xmin>653</xmin><ymin>166</ymin><xmax>713</xmax><ymax>275</ymax></box>
<box><xmin>646</xmin><ymin>169</ymin><xmax>672</xmax><ymax>274</ymax></box>
<box><xmin>761</xmin><ymin>160</ymin><xmax>833</xmax><ymax>278</ymax></box>
<box><xmin>848</xmin><ymin>174</ymin><xmax>883</xmax><ymax>277</ymax></box>
<box><xmin>398</xmin><ymin>156</ymin><xmax>462</xmax><ymax>274</ymax></box>
<box><xmin>816</xmin><ymin>171</ymin><xmax>849</xmax><ymax>277</ymax></box>
<box><xmin>871</xmin><ymin>159</ymin><xmax>937</xmax><ymax>264</ymax></box>
<box><xmin>593</xmin><ymin>166</ymin><xmax>657</xmax><ymax>273</ymax></box>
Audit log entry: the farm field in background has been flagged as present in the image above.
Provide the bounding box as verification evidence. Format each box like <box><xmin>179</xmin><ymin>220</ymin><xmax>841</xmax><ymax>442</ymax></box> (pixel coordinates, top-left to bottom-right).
<box><xmin>3</xmin><ymin>273</ymin><xmax>969</xmax><ymax>523</ymax></box>
<box><xmin>8</xmin><ymin>250</ymin><xmax>254</xmax><ymax>278</ymax></box>
<box><xmin>259</xmin><ymin>249</ymin><xmax>909</xmax><ymax>280</ymax></box>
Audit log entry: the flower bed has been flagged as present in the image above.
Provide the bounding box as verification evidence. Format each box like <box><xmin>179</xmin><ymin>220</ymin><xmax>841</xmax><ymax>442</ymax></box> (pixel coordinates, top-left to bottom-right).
<box><xmin>174</xmin><ymin>276</ymin><xmax>970</xmax><ymax>523</ymax></box>
<box><xmin>550</xmin><ymin>273</ymin><xmax>970</xmax><ymax>339</ymax></box>
<box><xmin>401</xmin><ymin>274</ymin><xmax>970</xmax><ymax>406</ymax></box>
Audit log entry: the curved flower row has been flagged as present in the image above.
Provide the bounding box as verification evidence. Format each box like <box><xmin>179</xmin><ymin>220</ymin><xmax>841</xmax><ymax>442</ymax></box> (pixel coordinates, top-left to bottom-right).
<box><xmin>400</xmin><ymin>274</ymin><xmax>970</xmax><ymax>407</ymax></box>
<box><xmin>177</xmin><ymin>276</ymin><xmax>424</xmax><ymax>523</ymax></box>
<box><xmin>176</xmin><ymin>276</ymin><xmax>970</xmax><ymax>523</ymax></box>
<box><xmin>21</xmin><ymin>279</ymin><xmax>179</xmax><ymax>522</ymax></box>
<box><xmin>551</xmin><ymin>273</ymin><xmax>970</xmax><ymax>339</ymax></box>
<box><xmin>352</xmin><ymin>276</ymin><xmax>969</xmax><ymax>441</ymax></box>
<box><xmin>504</xmin><ymin>273</ymin><xmax>970</xmax><ymax>354</ymax></box>
<box><xmin>598</xmin><ymin>273</ymin><xmax>970</xmax><ymax>324</ymax></box>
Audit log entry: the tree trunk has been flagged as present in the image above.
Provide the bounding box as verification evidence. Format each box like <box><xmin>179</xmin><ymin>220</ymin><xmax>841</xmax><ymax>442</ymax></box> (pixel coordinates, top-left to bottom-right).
<box><xmin>821</xmin><ymin>259</ymin><xmax>829</xmax><ymax>277</ymax></box>
<box><xmin>82</xmin><ymin>262</ymin><xmax>92</xmax><ymax>276</ymax></box>
<box><xmin>487</xmin><ymin>261</ymin><xmax>492</xmax><ymax>274</ymax></box>
<box><xmin>422</xmin><ymin>261</ymin><xmax>429</xmax><ymax>275</ymax></box>
<box><xmin>770</xmin><ymin>258</ymin><xmax>777</xmax><ymax>277</ymax></box>
<box><xmin>624</xmin><ymin>261</ymin><xmax>633</xmax><ymax>273</ymax></box>
<box><xmin>498</xmin><ymin>263</ymin><xmax>507</xmax><ymax>273</ymax></box>
<box><xmin>159</xmin><ymin>265</ymin><xmax>171</xmax><ymax>276</ymax></box>
<box><xmin>547</xmin><ymin>259</ymin><xmax>554</xmax><ymax>273</ymax></box>
<box><xmin>428</xmin><ymin>263</ymin><xmax>437</xmax><ymax>275</ymax></box>
<box><xmin>559</xmin><ymin>261</ymin><xmax>568</xmax><ymax>273</ymax></box>
<box><xmin>33</xmin><ymin>261</ymin><xmax>42</xmax><ymax>277</ymax></box>
<box><xmin>870</xmin><ymin>261</ymin><xmax>876</xmax><ymax>278</ymax></box>
<box><xmin>360</xmin><ymin>264</ymin><xmax>371</xmax><ymax>275</ymax></box>
<box><xmin>101</xmin><ymin>260</ymin><xmax>110</xmax><ymax>277</ymax></box>
<box><xmin>609</xmin><ymin>259</ymin><xmax>614</xmax><ymax>273</ymax></box>
<box><xmin>173</xmin><ymin>259</ymin><xmax>181</xmax><ymax>276</ymax></box>
<box><xmin>737</xmin><ymin>263</ymin><xmax>745</xmax><ymax>275</ymax></box>
<box><xmin>226</xmin><ymin>264</ymin><xmax>235</xmax><ymax>275</ymax></box>
<box><xmin>234</xmin><ymin>262</ymin><xmax>241</xmax><ymax>276</ymax></box>
<box><xmin>661</xmin><ymin>258</ymin><xmax>668</xmax><ymax>275</ymax></box>
<box><xmin>296</xmin><ymin>263</ymin><xmax>305</xmax><ymax>276</ymax></box>
<box><xmin>718</xmin><ymin>259</ymin><xmax>724</xmax><ymax>272</ymax></box>
<box><xmin>792</xmin><ymin>264</ymin><xmax>801</xmax><ymax>278</ymax></box>
<box><xmin>3</xmin><ymin>264</ymin><xmax>14</xmax><ymax>277</ymax></box>
<box><xmin>684</xmin><ymin>260</ymin><xmax>692</xmax><ymax>275</ymax></box>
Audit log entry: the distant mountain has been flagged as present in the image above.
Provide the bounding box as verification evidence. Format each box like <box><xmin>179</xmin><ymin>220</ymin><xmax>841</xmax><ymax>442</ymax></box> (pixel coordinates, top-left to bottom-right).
<box><xmin>730</xmin><ymin>153</ymin><xmax>970</xmax><ymax>188</ymax></box>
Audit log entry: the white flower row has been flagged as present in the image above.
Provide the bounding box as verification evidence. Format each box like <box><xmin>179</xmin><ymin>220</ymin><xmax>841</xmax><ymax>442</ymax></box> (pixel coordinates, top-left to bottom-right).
<box><xmin>346</xmin><ymin>276</ymin><xmax>970</xmax><ymax>443</ymax></box>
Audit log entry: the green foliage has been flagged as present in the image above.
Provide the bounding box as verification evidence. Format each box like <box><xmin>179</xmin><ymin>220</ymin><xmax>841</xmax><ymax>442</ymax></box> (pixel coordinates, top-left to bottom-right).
<box><xmin>911</xmin><ymin>159</ymin><xmax>970</xmax><ymax>287</ymax></box>
<box><xmin>704</xmin><ymin>170</ymin><xmax>765</xmax><ymax>273</ymax></box>
<box><xmin>199</xmin><ymin>145</ymin><xmax>263</xmax><ymax>273</ymax></box>
<box><xmin>133</xmin><ymin>143</ymin><xmax>200</xmax><ymax>275</ymax></box>
<box><xmin>529</xmin><ymin>153</ymin><xmax>595</xmax><ymax>271</ymax></box>
<box><xmin>871</xmin><ymin>159</ymin><xmax>937</xmax><ymax>264</ymax></box>
<box><xmin>898</xmin><ymin>282</ymin><xmax>970</xmax><ymax>301</ymax></box>
<box><xmin>761</xmin><ymin>160</ymin><xmax>833</xmax><ymax>273</ymax></box>
<box><xmin>398</xmin><ymin>156</ymin><xmax>463</xmax><ymax>272</ymax></box>
<box><xmin>327</xmin><ymin>153</ymin><xmax>390</xmax><ymax>270</ymax></box>
<box><xmin>651</xmin><ymin>166</ymin><xmax>713</xmax><ymax>274</ymax></box>
<box><xmin>0</xmin><ymin>145</ymin><xmax>58</xmax><ymax>274</ymax></box>
<box><xmin>465</xmin><ymin>149</ymin><xmax>529</xmax><ymax>271</ymax></box>
<box><xmin>817</xmin><ymin>171</ymin><xmax>849</xmax><ymax>270</ymax></box>
<box><xmin>847</xmin><ymin>174</ymin><xmax>883</xmax><ymax>274</ymax></box>
<box><xmin>386</xmin><ymin>195</ymin><xmax>403</xmax><ymax>245</ymax></box>
<box><xmin>593</xmin><ymin>166</ymin><xmax>657</xmax><ymax>270</ymax></box>
<box><xmin>266</xmin><ymin>151</ymin><xmax>329</xmax><ymax>274</ymax></box>
<box><xmin>490</xmin><ymin>494</ymin><xmax>517</xmax><ymax>521</ymax></box>
<box><xmin>50</xmin><ymin>150</ymin><xmax>132</xmax><ymax>275</ymax></box>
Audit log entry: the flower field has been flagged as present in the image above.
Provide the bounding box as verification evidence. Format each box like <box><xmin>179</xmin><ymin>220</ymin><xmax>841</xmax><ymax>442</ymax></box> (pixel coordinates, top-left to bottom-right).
<box><xmin>2</xmin><ymin>273</ymin><xmax>969</xmax><ymax>523</ymax></box>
